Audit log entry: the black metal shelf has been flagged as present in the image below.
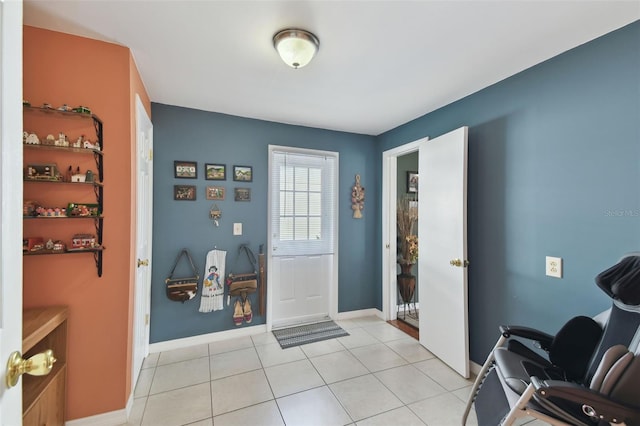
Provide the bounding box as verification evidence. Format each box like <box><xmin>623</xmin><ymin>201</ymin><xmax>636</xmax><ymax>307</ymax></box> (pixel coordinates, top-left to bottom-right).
<box><xmin>23</xmin><ymin>106</ymin><xmax>105</xmax><ymax>277</ymax></box>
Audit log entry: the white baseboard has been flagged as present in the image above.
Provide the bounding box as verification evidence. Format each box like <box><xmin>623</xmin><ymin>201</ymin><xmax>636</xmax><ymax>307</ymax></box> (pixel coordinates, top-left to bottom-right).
<box><xmin>149</xmin><ymin>324</ymin><xmax>268</xmax><ymax>353</ymax></box>
<box><xmin>335</xmin><ymin>308</ymin><xmax>383</xmax><ymax>321</ymax></box>
<box><xmin>470</xmin><ymin>360</ymin><xmax>482</xmax><ymax>377</ymax></box>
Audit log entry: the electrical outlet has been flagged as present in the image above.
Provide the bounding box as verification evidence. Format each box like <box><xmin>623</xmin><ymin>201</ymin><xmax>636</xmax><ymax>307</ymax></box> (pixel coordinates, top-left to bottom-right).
<box><xmin>233</xmin><ymin>223</ymin><xmax>242</xmax><ymax>236</ymax></box>
<box><xmin>546</xmin><ymin>256</ymin><xmax>562</xmax><ymax>278</ymax></box>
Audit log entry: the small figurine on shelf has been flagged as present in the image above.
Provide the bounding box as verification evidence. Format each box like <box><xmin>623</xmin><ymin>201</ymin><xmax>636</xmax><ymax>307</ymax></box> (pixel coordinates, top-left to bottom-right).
<box><xmin>85</xmin><ymin>170</ymin><xmax>94</xmax><ymax>182</ymax></box>
<box><xmin>57</xmin><ymin>104</ymin><xmax>72</xmax><ymax>112</ymax></box>
<box><xmin>25</xmin><ymin>133</ymin><xmax>40</xmax><ymax>145</ymax></box>
<box><xmin>42</xmin><ymin>103</ymin><xmax>53</xmax><ymax>110</ymax></box>
<box><xmin>72</xmin><ymin>105</ymin><xmax>91</xmax><ymax>114</ymax></box>
<box><xmin>43</xmin><ymin>134</ymin><xmax>55</xmax><ymax>146</ymax></box>
<box><xmin>52</xmin><ymin>241</ymin><xmax>66</xmax><ymax>252</ymax></box>
<box><xmin>83</xmin><ymin>139</ymin><xmax>100</xmax><ymax>150</ymax></box>
<box><xmin>55</xmin><ymin>132</ymin><xmax>67</xmax><ymax>147</ymax></box>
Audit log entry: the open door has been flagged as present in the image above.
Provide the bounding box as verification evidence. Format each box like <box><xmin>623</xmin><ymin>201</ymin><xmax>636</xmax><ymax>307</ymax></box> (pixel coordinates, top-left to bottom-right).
<box><xmin>418</xmin><ymin>126</ymin><xmax>469</xmax><ymax>378</ymax></box>
<box><xmin>132</xmin><ymin>95</ymin><xmax>153</xmax><ymax>391</ymax></box>
<box><xmin>0</xmin><ymin>0</ymin><xmax>24</xmax><ymax>423</ymax></box>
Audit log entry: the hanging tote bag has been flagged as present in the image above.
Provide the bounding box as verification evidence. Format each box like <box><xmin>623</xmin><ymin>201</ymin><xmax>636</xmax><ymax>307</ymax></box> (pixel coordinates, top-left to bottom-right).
<box><xmin>165</xmin><ymin>248</ymin><xmax>200</xmax><ymax>303</ymax></box>
<box><xmin>226</xmin><ymin>244</ymin><xmax>258</xmax><ymax>296</ymax></box>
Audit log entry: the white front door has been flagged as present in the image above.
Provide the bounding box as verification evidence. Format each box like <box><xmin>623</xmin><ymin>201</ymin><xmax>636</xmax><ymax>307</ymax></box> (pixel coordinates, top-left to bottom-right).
<box><xmin>267</xmin><ymin>146</ymin><xmax>338</xmax><ymax>328</ymax></box>
<box><xmin>0</xmin><ymin>0</ymin><xmax>24</xmax><ymax>423</ymax></box>
<box><xmin>132</xmin><ymin>96</ymin><xmax>153</xmax><ymax>391</ymax></box>
<box><xmin>419</xmin><ymin>126</ymin><xmax>470</xmax><ymax>378</ymax></box>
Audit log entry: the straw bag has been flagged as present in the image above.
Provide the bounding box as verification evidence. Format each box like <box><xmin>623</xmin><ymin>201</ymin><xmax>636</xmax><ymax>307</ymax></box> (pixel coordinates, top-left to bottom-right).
<box><xmin>226</xmin><ymin>244</ymin><xmax>258</xmax><ymax>296</ymax></box>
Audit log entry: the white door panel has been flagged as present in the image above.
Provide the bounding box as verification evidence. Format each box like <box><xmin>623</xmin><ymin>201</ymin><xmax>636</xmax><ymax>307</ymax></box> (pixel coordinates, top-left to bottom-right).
<box><xmin>268</xmin><ymin>147</ymin><xmax>338</xmax><ymax>329</ymax></box>
<box><xmin>133</xmin><ymin>96</ymin><xmax>153</xmax><ymax>392</ymax></box>
<box><xmin>419</xmin><ymin>126</ymin><xmax>469</xmax><ymax>378</ymax></box>
<box><xmin>1</xmin><ymin>1</ymin><xmax>24</xmax><ymax>422</ymax></box>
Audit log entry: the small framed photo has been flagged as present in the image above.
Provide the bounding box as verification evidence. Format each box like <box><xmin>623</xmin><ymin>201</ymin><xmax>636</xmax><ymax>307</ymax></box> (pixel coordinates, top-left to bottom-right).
<box><xmin>205</xmin><ymin>163</ymin><xmax>226</xmax><ymax>180</ymax></box>
<box><xmin>174</xmin><ymin>161</ymin><xmax>197</xmax><ymax>179</ymax></box>
<box><xmin>174</xmin><ymin>185</ymin><xmax>196</xmax><ymax>200</ymax></box>
<box><xmin>233</xmin><ymin>165</ymin><xmax>253</xmax><ymax>182</ymax></box>
<box><xmin>234</xmin><ymin>187</ymin><xmax>251</xmax><ymax>202</ymax></box>
<box><xmin>206</xmin><ymin>186</ymin><xmax>225</xmax><ymax>200</ymax></box>
<box><xmin>406</xmin><ymin>171</ymin><xmax>418</xmax><ymax>194</ymax></box>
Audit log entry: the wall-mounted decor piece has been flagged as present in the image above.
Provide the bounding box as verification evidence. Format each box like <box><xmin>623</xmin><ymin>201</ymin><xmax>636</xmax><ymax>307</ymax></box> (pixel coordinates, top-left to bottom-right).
<box><xmin>351</xmin><ymin>174</ymin><xmax>365</xmax><ymax>219</ymax></box>
<box><xmin>209</xmin><ymin>204</ymin><xmax>222</xmax><ymax>227</ymax></box>
<box><xmin>234</xmin><ymin>187</ymin><xmax>251</xmax><ymax>202</ymax></box>
<box><xmin>205</xmin><ymin>163</ymin><xmax>226</xmax><ymax>180</ymax></box>
<box><xmin>174</xmin><ymin>161</ymin><xmax>197</xmax><ymax>179</ymax></box>
<box><xmin>233</xmin><ymin>165</ymin><xmax>253</xmax><ymax>182</ymax></box>
<box><xmin>206</xmin><ymin>186</ymin><xmax>225</xmax><ymax>200</ymax></box>
<box><xmin>407</xmin><ymin>171</ymin><xmax>418</xmax><ymax>194</ymax></box>
<box><xmin>174</xmin><ymin>185</ymin><xmax>196</xmax><ymax>200</ymax></box>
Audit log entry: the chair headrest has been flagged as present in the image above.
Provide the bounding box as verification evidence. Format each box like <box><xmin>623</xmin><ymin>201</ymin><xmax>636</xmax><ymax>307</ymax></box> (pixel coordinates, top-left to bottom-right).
<box><xmin>596</xmin><ymin>255</ymin><xmax>640</xmax><ymax>306</ymax></box>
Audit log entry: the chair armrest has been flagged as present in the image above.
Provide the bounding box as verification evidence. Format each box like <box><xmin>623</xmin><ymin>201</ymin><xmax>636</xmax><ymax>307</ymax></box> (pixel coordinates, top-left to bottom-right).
<box><xmin>499</xmin><ymin>325</ymin><xmax>554</xmax><ymax>350</ymax></box>
<box><xmin>532</xmin><ymin>377</ymin><xmax>640</xmax><ymax>424</ymax></box>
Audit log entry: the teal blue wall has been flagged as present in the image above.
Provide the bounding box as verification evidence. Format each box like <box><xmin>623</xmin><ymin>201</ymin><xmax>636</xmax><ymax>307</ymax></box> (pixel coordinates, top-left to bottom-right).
<box><xmin>150</xmin><ymin>22</ymin><xmax>639</xmax><ymax>363</ymax></box>
<box><xmin>377</xmin><ymin>22</ymin><xmax>640</xmax><ymax>362</ymax></box>
<box><xmin>150</xmin><ymin>106</ymin><xmax>377</xmax><ymax>343</ymax></box>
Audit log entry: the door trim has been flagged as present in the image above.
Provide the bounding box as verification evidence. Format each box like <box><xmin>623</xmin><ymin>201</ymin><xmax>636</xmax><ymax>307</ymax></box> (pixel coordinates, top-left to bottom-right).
<box><xmin>266</xmin><ymin>145</ymin><xmax>339</xmax><ymax>331</ymax></box>
<box><xmin>381</xmin><ymin>137</ymin><xmax>427</xmax><ymax>321</ymax></box>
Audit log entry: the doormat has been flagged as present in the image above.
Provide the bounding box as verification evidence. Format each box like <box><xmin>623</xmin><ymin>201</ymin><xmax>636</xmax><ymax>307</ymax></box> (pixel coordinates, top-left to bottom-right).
<box><xmin>272</xmin><ymin>320</ymin><xmax>349</xmax><ymax>349</ymax></box>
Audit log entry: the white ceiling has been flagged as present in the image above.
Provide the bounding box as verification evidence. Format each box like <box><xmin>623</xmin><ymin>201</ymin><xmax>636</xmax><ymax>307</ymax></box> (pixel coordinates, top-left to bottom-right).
<box><xmin>23</xmin><ymin>1</ymin><xmax>639</xmax><ymax>136</ymax></box>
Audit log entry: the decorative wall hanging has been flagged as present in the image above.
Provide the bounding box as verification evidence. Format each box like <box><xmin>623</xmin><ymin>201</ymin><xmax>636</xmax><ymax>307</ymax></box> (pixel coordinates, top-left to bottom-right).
<box><xmin>209</xmin><ymin>204</ymin><xmax>221</xmax><ymax>227</ymax></box>
<box><xmin>199</xmin><ymin>249</ymin><xmax>226</xmax><ymax>312</ymax></box>
<box><xmin>407</xmin><ymin>171</ymin><xmax>418</xmax><ymax>194</ymax></box>
<box><xmin>206</xmin><ymin>186</ymin><xmax>225</xmax><ymax>200</ymax></box>
<box><xmin>205</xmin><ymin>163</ymin><xmax>226</xmax><ymax>180</ymax></box>
<box><xmin>234</xmin><ymin>188</ymin><xmax>251</xmax><ymax>201</ymax></box>
<box><xmin>233</xmin><ymin>165</ymin><xmax>253</xmax><ymax>182</ymax></box>
<box><xmin>174</xmin><ymin>185</ymin><xmax>196</xmax><ymax>200</ymax></box>
<box><xmin>174</xmin><ymin>161</ymin><xmax>197</xmax><ymax>179</ymax></box>
<box><xmin>351</xmin><ymin>174</ymin><xmax>365</xmax><ymax>219</ymax></box>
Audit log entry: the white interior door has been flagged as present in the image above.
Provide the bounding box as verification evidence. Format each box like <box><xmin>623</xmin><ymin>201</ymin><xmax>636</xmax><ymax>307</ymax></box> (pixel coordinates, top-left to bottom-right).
<box><xmin>268</xmin><ymin>146</ymin><xmax>338</xmax><ymax>329</ymax></box>
<box><xmin>132</xmin><ymin>95</ymin><xmax>153</xmax><ymax>391</ymax></box>
<box><xmin>418</xmin><ymin>126</ymin><xmax>469</xmax><ymax>378</ymax></box>
<box><xmin>0</xmin><ymin>0</ymin><xmax>24</xmax><ymax>423</ymax></box>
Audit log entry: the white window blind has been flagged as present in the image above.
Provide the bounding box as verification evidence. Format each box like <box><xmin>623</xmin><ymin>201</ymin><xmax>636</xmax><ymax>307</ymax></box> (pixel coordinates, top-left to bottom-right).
<box><xmin>270</xmin><ymin>149</ymin><xmax>337</xmax><ymax>256</ymax></box>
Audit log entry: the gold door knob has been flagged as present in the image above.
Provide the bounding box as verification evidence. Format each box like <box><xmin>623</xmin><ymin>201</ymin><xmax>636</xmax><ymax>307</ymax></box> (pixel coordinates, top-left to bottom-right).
<box><xmin>137</xmin><ymin>258</ymin><xmax>149</xmax><ymax>267</ymax></box>
<box><xmin>6</xmin><ymin>349</ymin><xmax>56</xmax><ymax>388</ymax></box>
<box><xmin>450</xmin><ymin>259</ymin><xmax>470</xmax><ymax>267</ymax></box>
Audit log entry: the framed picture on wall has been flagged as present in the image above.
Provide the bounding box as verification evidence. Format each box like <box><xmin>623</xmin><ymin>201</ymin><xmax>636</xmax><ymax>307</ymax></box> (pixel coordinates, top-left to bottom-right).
<box><xmin>233</xmin><ymin>165</ymin><xmax>253</xmax><ymax>182</ymax></box>
<box><xmin>234</xmin><ymin>187</ymin><xmax>251</xmax><ymax>201</ymax></box>
<box><xmin>206</xmin><ymin>186</ymin><xmax>225</xmax><ymax>200</ymax></box>
<box><xmin>205</xmin><ymin>163</ymin><xmax>226</xmax><ymax>180</ymax></box>
<box><xmin>406</xmin><ymin>171</ymin><xmax>418</xmax><ymax>193</ymax></box>
<box><xmin>174</xmin><ymin>185</ymin><xmax>196</xmax><ymax>200</ymax></box>
<box><xmin>174</xmin><ymin>161</ymin><xmax>197</xmax><ymax>179</ymax></box>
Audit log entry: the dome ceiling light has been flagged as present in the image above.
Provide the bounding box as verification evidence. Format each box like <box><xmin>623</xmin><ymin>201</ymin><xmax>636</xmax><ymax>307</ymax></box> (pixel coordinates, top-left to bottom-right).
<box><xmin>273</xmin><ymin>29</ymin><xmax>320</xmax><ymax>69</ymax></box>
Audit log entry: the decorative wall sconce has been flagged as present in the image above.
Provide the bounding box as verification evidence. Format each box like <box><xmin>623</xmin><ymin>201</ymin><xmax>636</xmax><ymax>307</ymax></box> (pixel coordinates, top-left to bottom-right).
<box><xmin>209</xmin><ymin>204</ymin><xmax>221</xmax><ymax>227</ymax></box>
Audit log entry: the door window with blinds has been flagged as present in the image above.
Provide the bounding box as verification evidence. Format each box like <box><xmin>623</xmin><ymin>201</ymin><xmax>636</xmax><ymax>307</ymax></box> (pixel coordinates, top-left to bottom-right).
<box><xmin>270</xmin><ymin>148</ymin><xmax>338</xmax><ymax>257</ymax></box>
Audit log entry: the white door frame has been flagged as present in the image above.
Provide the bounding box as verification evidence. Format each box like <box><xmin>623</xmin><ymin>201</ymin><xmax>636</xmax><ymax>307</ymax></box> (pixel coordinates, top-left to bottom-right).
<box><xmin>132</xmin><ymin>95</ymin><xmax>153</xmax><ymax>394</ymax></box>
<box><xmin>381</xmin><ymin>137</ymin><xmax>427</xmax><ymax>321</ymax></box>
<box><xmin>0</xmin><ymin>0</ymin><xmax>24</xmax><ymax>423</ymax></box>
<box><xmin>266</xmin><ymin>145</ymin><xmax>339</xmax><ymax>331</ymax></box>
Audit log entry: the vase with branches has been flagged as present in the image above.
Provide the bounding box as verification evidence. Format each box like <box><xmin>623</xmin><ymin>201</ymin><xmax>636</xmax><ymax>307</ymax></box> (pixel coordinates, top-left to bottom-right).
<box><xmin>396</xmin><ymin>195</ymin><xmax>418</xmax><ymax>308</ymax></box>
<box><xmin>397</xmin><ymin>195</ymin><xmax>418</xmax><ymax>267</ymax></box>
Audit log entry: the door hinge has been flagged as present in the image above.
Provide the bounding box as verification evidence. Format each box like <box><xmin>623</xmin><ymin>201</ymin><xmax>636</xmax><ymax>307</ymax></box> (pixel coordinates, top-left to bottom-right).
<box><xmin>148</xmin><ymin>149</ymin><xmax>153</xmax><ymax>160</ymax></box>
<box><xmin>145</xmin><ymin>314</ymin><xmax>149</xmax><ymax>325</ymax></box>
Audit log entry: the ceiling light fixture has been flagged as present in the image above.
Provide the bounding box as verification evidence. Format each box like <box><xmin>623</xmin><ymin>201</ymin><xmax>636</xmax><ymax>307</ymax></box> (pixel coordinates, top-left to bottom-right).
<box><xmin>273</xmin><ymin>29</ymin><xmax>319</xmax><ymax>69</ymax></box>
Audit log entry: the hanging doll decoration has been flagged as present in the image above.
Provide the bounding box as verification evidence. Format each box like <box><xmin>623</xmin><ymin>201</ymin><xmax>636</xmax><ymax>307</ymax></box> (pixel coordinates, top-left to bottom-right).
<box><xmin>199</xmin><ymin>249</ymin><xmax>226</xmax><ymax>312</ymax></box>
<box><xmin>351</xmin><ymin>174</ymin><xmax>365</xmax><ymax>219</ymax></box>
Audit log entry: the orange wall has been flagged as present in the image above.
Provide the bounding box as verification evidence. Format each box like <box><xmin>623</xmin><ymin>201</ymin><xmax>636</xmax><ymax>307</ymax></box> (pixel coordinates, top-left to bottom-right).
<box><xmin>23</xmin><ymin>26</ymin><xmax>150</xmax><ymax>420</ymax></box>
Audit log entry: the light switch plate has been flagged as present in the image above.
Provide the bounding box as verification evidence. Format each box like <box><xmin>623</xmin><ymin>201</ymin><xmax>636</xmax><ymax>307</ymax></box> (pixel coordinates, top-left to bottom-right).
<box><xmin>546</xmin><ymin>256</ymin><xmax>562</xmax><ymax>278</ymax></box>
<box><xmin>233</xmin><ymin>223</ymin><xmax>242</xmax><ymax>236</ymax></box>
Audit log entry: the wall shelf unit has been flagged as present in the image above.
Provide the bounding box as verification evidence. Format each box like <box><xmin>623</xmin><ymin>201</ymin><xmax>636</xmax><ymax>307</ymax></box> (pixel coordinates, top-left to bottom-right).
<box><xmin>23</xmin><ymin>106</ymin><xmax>105</xmax><ymax>276</ymax></box>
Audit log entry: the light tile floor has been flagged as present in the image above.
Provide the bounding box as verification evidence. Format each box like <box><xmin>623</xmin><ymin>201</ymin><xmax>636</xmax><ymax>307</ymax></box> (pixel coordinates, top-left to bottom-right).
<box><xmin>126</xmin><ymin>316</ymin><xmax>548</xmax><ymax>426</ymax></box>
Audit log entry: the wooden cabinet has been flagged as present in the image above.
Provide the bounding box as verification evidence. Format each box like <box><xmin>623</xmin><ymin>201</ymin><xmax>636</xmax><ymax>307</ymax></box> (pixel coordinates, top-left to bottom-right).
<box><xmin>22</xmin><ymin>306</ymin><xmax>68</xmax><ymax>426</ymax></box>
<box><xmin>23</xmin><ymin>106</ymin><xmax>105</xmax><ymax>276</ymax></box>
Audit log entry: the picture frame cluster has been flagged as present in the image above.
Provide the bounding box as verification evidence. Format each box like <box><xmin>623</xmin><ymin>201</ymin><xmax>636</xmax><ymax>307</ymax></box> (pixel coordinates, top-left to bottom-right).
<box><xmin>173</xmin><ymin>161</ymin><xmax>253</xmax><ymax>202</ymax></box>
